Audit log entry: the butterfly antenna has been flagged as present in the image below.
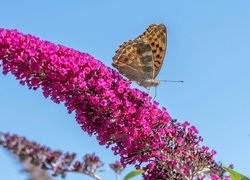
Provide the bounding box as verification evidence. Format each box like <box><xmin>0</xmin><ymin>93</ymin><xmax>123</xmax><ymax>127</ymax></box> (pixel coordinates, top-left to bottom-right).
<box><xmin>159</xmin><ymin>80</ymin><xmax>184</xmax><ymax>83</ymax></box>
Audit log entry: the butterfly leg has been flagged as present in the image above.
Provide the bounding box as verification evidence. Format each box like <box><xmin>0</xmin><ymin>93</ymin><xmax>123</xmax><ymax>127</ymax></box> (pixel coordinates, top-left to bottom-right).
<box><xmin>152</xmin><ymin>86</ymin><xmax>158</xmax><ymax>101</ymax></box>
<box><xmin>147</xmin><ymin>87</ymin><xmax>151</xmax><ymax>95</ymax></box>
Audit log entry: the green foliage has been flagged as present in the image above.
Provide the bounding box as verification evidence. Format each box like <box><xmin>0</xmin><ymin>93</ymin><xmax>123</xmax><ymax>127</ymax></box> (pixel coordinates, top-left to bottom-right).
<box><xmin>124</xmin><ymin>169</ymin><xmax>144</xmax><ymax>180</ymax></box>
<box><xmin>223</xmin><ymin>166</ymin><xmax>250</xmax><ymax>180</ymax></box>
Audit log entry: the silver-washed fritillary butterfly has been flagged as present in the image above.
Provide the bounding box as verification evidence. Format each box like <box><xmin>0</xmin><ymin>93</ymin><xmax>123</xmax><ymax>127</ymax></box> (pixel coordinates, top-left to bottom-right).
<box><xmin>112</xmin><ymin>24</ymin><xmax>167</xmax><ymax>89</ymax></box>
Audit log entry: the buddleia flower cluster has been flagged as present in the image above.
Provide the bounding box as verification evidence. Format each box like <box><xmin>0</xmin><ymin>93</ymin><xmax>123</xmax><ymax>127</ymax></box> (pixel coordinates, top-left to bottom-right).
<box><xmin>0</xmin><ymin>28</ymin><xmax>228</xmax><ymax>179</ymax></box>
<box><xmin>0</xmin><ymin>132</ymin><xmax>103</xmax><ymax>179</ymax></box>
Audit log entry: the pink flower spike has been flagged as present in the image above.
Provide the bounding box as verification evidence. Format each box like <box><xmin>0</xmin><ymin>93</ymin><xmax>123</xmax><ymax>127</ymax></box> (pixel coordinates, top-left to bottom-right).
<box><xmin>0</xmin><ymin>28</ymin><xmax>224</xmax><ymax>179</ymax></box>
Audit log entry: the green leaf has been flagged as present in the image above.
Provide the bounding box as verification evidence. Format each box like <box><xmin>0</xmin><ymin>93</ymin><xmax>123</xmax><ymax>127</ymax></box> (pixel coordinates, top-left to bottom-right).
<box><xmin>223</xmin><ymin>166</ymin><xmax>250</xmax><ymax>180</ymax></box>
<box><xmin>124</xmin><ymin>169</ymin><xmax>144</xmax><ymax>180</ymax></box>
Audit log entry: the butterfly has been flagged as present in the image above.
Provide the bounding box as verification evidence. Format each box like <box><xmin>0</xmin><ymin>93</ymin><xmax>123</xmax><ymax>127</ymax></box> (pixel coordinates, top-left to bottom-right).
<box><xmin>112</xmin><ymin>23</ymin><xmax>167</xmax><ymax>90</ymax></box>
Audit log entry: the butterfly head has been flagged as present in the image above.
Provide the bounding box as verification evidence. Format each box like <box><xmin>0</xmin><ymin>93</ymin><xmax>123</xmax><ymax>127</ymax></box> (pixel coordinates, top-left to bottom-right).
<box><xmin>151</xmin><ymin>79</ymin><xmax>160</xmax><ymax>87</ymax></box>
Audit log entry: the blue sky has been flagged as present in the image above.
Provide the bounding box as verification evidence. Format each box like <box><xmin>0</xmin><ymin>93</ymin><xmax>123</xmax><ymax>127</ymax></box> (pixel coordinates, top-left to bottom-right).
<box><xmin>0</xmin><ymin>0</ymin><xmax>250</xmax><ymax>179</ymax></box>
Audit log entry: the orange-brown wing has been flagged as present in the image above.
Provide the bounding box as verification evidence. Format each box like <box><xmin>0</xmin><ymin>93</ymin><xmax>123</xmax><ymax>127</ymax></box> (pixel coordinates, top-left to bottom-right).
<box><xmin>112</xmin><ymin>39</ymin><xmax>154</xmax><ymax>87</ymax></box>
<box><xmin>139</xmin><ymin>24</ymin><xmax>167</xmax><ymax>79</ymax></box>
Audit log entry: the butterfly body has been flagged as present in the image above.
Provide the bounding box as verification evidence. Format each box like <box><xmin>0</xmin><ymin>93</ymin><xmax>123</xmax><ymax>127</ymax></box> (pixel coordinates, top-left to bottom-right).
<box><xmin>112</xmin><ymin>24</ymin><xmax>167</xmax><ymax>89</ymax></box>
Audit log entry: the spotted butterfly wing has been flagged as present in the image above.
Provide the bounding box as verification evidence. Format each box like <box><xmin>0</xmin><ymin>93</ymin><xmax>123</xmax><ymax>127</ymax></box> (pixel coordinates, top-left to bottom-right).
<box><xmin>112</xmin><ymin>23</ymin><xmax>167</xmax><ymax>89</ymax></box>
<box><xmin>139</xmin><ymin>24</ymin><xmax>167</xmax><ymax>79</ymax></box>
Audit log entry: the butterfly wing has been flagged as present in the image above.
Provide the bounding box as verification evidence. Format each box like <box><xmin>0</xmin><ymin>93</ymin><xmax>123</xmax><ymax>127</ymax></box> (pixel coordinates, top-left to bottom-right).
<box><xmin>139</xmin><ymin>24</ymin><xmax>167</xmax><ymax>79</ymax></box>
<box><xmin>112</xmin><ymin>39</ymin><xmax>154</xmax><ymax>88</ymax></box>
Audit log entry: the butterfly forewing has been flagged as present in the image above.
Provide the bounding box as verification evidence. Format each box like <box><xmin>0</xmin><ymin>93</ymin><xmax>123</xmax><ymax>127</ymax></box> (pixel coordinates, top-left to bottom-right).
<box><xmin>140</xmin><ymin>24</ymin><xmax>167</xmax><ymax>78</ymax></box>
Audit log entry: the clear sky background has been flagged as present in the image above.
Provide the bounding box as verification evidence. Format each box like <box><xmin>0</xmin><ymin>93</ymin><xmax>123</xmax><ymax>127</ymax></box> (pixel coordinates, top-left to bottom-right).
<box><xmin>0</xmin><ymin>0</ymin><xmax>250</xmax><ymax>179</ymax></box>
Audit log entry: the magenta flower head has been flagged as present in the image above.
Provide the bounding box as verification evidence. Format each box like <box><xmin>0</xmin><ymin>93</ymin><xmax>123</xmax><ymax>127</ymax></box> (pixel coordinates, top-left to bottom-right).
<box><xmin>83</xmin><ymin>153</ymin><xmax>103</xmax><ymax>173</ymax></box>
<box><xmin>110</xmin><ymin>160</ymin><xmax>124</xmax><ymax>174</ymax></box>
<box><xmin>0</xmin><ymin>132</ymin><xmax>101</xmax><ymax>179</ymax></box>
<box><xmin>0</xmin><ymin>28</ymin><xmax>225</xmax><ymax>179</ymax></box>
